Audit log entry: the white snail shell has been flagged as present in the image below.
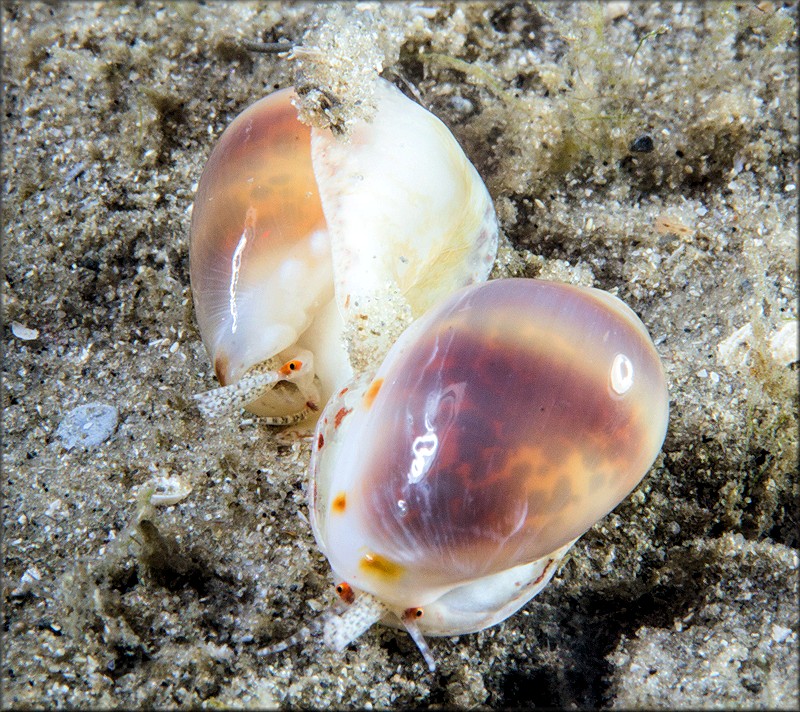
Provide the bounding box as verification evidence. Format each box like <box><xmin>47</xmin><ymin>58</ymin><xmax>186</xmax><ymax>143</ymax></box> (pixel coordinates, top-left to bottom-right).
<box><xmin>308</xmin><ymin>278</ymin><xmax>669</xmax><ymax>663</ymax></box>
<box><xmin>189</xmin><ymin>78</ymin><xmax>498</xmax><ymax>419</ymax></box>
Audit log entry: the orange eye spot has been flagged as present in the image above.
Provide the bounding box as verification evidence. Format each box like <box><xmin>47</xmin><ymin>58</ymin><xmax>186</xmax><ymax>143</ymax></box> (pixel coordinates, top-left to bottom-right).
<box><xmin>278</xmin><ymin>359</ymin><xmax>303</xmax><ymax>376</ymax></box>
<box><xmin>335</xmin><ymin>582</ymin><xmax>355</xmax><ymax>604</ymax></box>
<box><xmin>403</xmin><ymin>607</ymin><xmax>424</xmax><ymax>620</ymax></box>
<box><xmin>362</xmin><ymin>378</ymin><xmax>384</xmax><ymax>409</ymax></box>
<box><xmin>332</xmin><ymin>492</ymin><xmax>347</xmax><ymax>514</ymax></box>
<box><xmin>359</xmin><ymin>552</ymin><xmax>403</xmax><ymax>581</ymax></box>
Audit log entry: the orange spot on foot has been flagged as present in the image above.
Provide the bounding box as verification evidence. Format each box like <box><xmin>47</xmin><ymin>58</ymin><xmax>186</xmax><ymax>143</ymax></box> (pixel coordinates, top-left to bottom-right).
<box><xmin>317</xmin><ymin>433</ymin><xmax>325</xmax><ymax>450</ymax></box>
<box><xmin>362</xmin><ymin>378</ymin><xmax>384</xmax><ymax>409</ymax></box>
<box><xmin>334</xmin><ymin>407</ymin><xmax>352</xmax><ymax>429</ymax></box>
<box><xmin>332</xmin><ymin>492</ymin><xmax>347</xmax><ymax>514</ymax></box>
<box><xmin>359</xmin><ymin>552</ymin><xmax>403</xmax><ymax>581</ymax></box>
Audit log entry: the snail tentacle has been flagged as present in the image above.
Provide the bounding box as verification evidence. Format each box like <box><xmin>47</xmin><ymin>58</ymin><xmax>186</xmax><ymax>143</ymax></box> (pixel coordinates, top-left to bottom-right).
<box><xmin>194</xmin><ymin>351</ymin><xmax>321</xmax><ymax>421</ymax></box>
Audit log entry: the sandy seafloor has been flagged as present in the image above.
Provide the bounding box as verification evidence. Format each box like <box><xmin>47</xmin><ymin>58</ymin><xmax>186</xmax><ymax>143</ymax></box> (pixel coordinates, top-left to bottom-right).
<box><xmin>2</xmin><ymin>1</ymin><xmax>798</xmax><ymax>708</ymax></box>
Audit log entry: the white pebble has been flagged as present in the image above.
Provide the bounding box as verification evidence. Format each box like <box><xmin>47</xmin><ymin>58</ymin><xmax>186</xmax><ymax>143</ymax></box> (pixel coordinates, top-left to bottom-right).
<box><xmin>449</xmin><ymin>95</ymin><xmax>474</xmax><ymax>114</ymax></box>
<box><xmin>11</xmin><ymin>566</ymin><xmax>42</xmax><ymax>596</ymax></box>
<box><xmin>56</xmin><ymin>403</ymin><xmax>118</xmax><ymax>450</ymax></box>
<box><xmin>771</xmin><ymin>624</ymin><xmax>792</xmax><ymax>643</ymax></box>
<box><xmin>44</xmin><ymin>499</ymin><xmax>63</xmax><ymax>518</ymax></box>
<box><xmin>11</xmin><ymin>321</ymin><xmax>39</xmax><ymax>341</ymax></box>
<box><xmin>717</xmin><ymin>323</ymin><xmax>754</xmax><ymax>370</ymax></box>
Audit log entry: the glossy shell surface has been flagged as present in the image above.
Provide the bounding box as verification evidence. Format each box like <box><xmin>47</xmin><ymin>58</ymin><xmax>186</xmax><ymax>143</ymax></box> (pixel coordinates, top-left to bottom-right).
<box><xmin>190</xmin><ymin>88</ymin><xmax>334</xmax><ymax>393</ymax></box>
<box><xmin>310</xmin><ymin>278</ymin><xmax>669</xmax><ymax>630</ymax></box>
<box><xmin>189</xmin><ymin>78</ymin><xmax>498</xmax><ymax>414</ymax></box>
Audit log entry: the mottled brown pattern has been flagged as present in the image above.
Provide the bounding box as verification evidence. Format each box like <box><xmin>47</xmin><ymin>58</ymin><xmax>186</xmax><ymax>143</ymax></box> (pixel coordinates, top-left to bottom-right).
<box><xmin>356</xmin><ymin>280</ymin><xmax>667</xmax><ymax>585</ymax></box>
<box><xmin>190</xmin><ymin>89</ymin><xmax>323</xmax><ymax>269</ymax></box>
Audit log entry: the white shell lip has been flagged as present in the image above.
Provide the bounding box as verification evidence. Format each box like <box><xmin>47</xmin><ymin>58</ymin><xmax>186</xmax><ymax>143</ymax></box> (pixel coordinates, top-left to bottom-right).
<box><xmin>379</xmin><ymin>542</ymin><xmax>574</xmax><ymax>637</ymax></box>
<box><xmin>308</xmin><ymin>370</ymin><xmax>376</xmax><ymax>556</ymax></box>
<box><xmin>312</xmin><ymin>78</ymin><xmax>499</xmax><ymax>320</ymax></box>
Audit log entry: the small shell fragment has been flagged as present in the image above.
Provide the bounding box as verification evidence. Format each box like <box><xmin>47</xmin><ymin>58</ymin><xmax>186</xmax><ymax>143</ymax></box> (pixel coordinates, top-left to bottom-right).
<box><xmin>717</xmin><ymin>320</ymin><xmax>799</xmax><ymax>370</ymax></box>
<box><xmin>56</xmin><ymin>403</ymin><xmax>118</xmax><ymax>450</ymax></box>
<box><xmin>769</xmin><ymin>321</ymin><xmax>799</xmax><ymax>366</ymax></box>
<box><xmin>717</xmin><ymin>323</ymin><xmax>755</xmax><ymax>367</ymax></box>
<box><xmin>148</xmin><ymin>476</ymin><xmax>193</xmax><ymax>506</ymax></box>
<box><xmin>11</xmin><ymin>321</ymin><xmax>39</xmax><ymax>341</ymax></box>
<box><xmin>771</xmin><ymin>624</ymin><xmax>793</xmax><ymax>643</ymax></box>
<box><xmin>10</xmin><ymin>566</ymin><xmax>42</xmax><ymax>597</ymax></box>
